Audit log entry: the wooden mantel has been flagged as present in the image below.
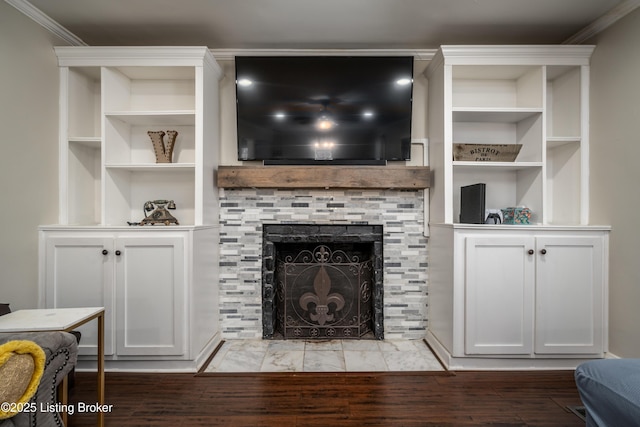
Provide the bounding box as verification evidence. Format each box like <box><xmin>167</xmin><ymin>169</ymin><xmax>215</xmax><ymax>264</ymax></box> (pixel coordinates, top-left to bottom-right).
<box><xmin>217</xmin><ymin>166</ymin><xmax>430</xmax><ymax>189</ymax></box>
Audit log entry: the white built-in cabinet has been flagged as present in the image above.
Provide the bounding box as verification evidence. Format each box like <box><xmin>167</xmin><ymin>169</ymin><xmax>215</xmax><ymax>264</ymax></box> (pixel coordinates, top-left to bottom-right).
<box><xmin>425</xmin><ymin>46</ymin><xmax>610</xmax><ymax>370</ymax></box>
<box><xmin>42</xmin><ymin>231</ymin><xmax>186</xmax><ymax>357</ymax></box>
<box><xmin>42</xmin><ymin>234</ymin><xmax>115</xmax><ymax>357</ymax></box>
<box><xmin>39</xmin><ymin>47</ymin><xmax>222</xmax><ymax>371</ymax></box>
<box><xmin>464</xmin><ymin>234</ymin><xmax>535</xmax><ymax>356</ymax></box>
<box><xmin>464</xmin><ymin>230</ymin><xmax>606</xmax><ymax>356</ymax></box>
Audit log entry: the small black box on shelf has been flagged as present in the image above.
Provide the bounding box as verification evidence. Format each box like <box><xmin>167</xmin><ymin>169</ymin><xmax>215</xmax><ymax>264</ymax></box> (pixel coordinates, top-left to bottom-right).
<box><xmin>460</xmin><ymin>183</ymin><xmax>486</xmax><ymax>224</ymax></box>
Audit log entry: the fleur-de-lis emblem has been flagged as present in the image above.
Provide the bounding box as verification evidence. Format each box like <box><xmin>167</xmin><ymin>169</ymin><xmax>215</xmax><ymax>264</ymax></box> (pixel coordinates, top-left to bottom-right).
<box><xmin>299</xmin><ymin>265</ymin><xmax>345</xmax><ymax>325</ymax></box>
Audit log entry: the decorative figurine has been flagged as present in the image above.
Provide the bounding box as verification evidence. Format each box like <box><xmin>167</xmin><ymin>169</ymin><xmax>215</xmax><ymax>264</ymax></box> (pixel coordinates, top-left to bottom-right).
<box><xmin>147</xmin><ymin>130</ymin><xmax>178</xmax><ymax>163</ymax></box>
<box><xmin>139</xmin><ymin>200</ymin><xmax>179</xmax><ymax>226</ymax></box>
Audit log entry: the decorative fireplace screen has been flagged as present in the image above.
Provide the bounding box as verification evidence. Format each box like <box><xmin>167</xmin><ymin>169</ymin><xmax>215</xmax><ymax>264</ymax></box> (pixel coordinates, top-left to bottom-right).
<box><xmin>262</xmin><ymin>224</ymin><xmax>384</xmax><ymax>340</ymax></box>
<box><xmin>276</xmin><ymin>244</ymin><xmax>373</xmax><ymax>339</ymax></box>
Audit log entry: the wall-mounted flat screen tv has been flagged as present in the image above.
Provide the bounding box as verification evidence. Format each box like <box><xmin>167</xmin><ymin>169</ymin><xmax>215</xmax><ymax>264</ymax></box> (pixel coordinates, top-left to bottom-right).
<box><xmin>235</xmin><ymin>56</ymin><xmax>414</xmax><ymax>164</ymax></box>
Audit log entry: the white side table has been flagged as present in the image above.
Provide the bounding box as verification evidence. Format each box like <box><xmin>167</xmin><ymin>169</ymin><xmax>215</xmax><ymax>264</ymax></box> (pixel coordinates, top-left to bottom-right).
<box><xmin>0</xmin><ymin>307</ymin><xmax>105</xmax><ymax>427</ymax></box>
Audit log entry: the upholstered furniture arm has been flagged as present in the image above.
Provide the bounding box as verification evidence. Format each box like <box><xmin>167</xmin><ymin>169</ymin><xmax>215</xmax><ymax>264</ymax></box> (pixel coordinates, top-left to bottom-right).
<box><xmin>575</xmin><ymin>358</ymin><xmax>640</xmax><ymax>427</ymax></box>
<box><xmin>0</xmin><ymin>332</ymin><xmax>78</xmax><ymax>427</ymax></box>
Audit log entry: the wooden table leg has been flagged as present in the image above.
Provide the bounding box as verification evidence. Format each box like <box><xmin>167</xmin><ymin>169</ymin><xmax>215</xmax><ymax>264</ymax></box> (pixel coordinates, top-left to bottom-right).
<box><xmin>61</xmin><ymin>375</ymin><xmax>69</xmax><ymax>426</ymax></box>
<box><xmin>97</xmin><ymin>311</ymin><xmax>105</xmax><ymax>427</ymax></box>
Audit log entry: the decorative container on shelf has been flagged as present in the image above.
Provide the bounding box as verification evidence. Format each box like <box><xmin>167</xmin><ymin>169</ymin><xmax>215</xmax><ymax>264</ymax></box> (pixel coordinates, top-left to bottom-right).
<box><xmin>453</xmin><ymin>143</ymin><xmax>522</xmax><ymax>162</ymax></box>
<box><xmin>501</xmin><ymin>207</ymin><xmax>531</xmax><ymax>225</ymax></box>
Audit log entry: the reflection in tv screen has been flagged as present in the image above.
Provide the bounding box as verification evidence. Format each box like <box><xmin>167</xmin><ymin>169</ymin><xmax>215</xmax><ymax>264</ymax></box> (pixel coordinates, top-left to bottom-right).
<box><xmin>235</xmin><ymin>56</ymin><xmax>413</xmax><ymax>165</ymax></box>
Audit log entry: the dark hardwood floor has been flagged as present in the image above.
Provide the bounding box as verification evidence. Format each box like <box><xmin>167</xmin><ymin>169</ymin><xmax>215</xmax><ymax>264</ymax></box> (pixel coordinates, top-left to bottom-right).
<box><xmin>67</xmin><ymin>370</ymin><xmax>585</xmax><ymax>426</ymax></box>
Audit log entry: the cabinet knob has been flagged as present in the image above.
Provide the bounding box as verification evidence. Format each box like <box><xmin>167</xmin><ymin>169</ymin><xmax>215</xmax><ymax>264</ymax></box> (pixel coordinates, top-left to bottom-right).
<box><xmin>115</xmin><ymin>250</ymin><xmax>122</xmax><ymax>256</ymax></box>
<box><xmin>102</xmin><ymin>249</ymin><xmax>108</xmax><ymax>255</ymax></box>
<box><xmin>540</xmin><ymin>249</ymin><xmax>547</xmax><ymax>255</ymax></box>
<box><xmin>528</xmin><ymin>249</ymin><xmax>534</xmax><ymax>255</ymax></box>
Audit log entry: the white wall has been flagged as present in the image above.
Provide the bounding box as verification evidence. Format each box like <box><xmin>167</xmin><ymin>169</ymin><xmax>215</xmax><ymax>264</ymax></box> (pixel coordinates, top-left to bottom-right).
<box><xmin>588</xmin><ymin>7</ymin><xmax>640</xmax><ymax>358</ymax></box>
<box><xmin>0</xmin><ymin>1</ymin><xmax>69</xmax><ymax>310</ymax></box>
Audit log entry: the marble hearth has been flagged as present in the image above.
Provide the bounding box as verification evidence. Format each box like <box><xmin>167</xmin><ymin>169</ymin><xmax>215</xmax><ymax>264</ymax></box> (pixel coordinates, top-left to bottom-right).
<box><xmin>204</xmin><ymin>339</ymin><xmax>444</xmax><ymax>373</ymax></box>
<box><xmin>218</xmin><ymin>188</ymin><xmax>429</xmax><ymax>340</ymax></box>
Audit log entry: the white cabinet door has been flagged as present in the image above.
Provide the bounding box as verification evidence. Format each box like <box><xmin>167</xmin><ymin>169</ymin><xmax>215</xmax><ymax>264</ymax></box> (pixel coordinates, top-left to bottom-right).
<box><xmin>465</xmin><ymin>236</ymin><xmax>536</xmax><ymax>355</ymax></box>
<box><xmin>114</xmin><ymin>236</ymin><xmax>186</xmax><ymax>356</ymax></box>
<box><xmin>44</xmin><ymin>235</ymin><xmax>115</xmax><ymax>356</ymax></box>
<box><xmin>535</xmin><ymin>236</ymin><xmax>604</xmax><ymax>354</ymax></box>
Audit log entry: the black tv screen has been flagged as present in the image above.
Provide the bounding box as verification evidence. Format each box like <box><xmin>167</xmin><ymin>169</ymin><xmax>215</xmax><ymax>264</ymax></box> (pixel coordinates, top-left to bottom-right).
<box><xmin>235</xmin><ymin>56</ymin><xmax>413</xmax><ymax>164</ymax></box>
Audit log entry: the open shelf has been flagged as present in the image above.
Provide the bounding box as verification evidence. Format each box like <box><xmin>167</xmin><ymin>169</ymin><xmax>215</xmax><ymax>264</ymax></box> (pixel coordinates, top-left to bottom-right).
<box><xmin>67</xmin><ymin>139</ymin><xmax>101</xmax><ymax>225</ymax></box>
<box><xmin>104</xmin><ymin>118</ymin><xmax>195</xmax><ymax>166</ymax></box>
<box><xmin>67</xmin><ymin>67</ymin><xmax>101</xmax><ymax>139</ymax></box>
<box><xmin>453</xmin><ymin>161</ymin><xmax>543</xmax><ymax>171</ymax></box>
<box><xmin>547</xmin><ymin>137</ymin><xmax>581</xmax><ymax>149</ymax></box>
<box><xmin>102</xmin><ymin>66</ymin><xmax>195</xmax><ymax>112</ymax></box>
<box><xmin>105</xmin><ymin>163</ymin><xmax>196</xmax><ymax>172</ymax></box>
<box><xmin>453</xmin><ymin>165</ymin><xmax>543</xmax><ymax>224</ymax></box>
<box><xmin>546</xmin><ymin>66</ymin><xmax>582</xmax><ymax>139</ymax></box>
<box><xmin>68</xmin><ymin>137</ymin><xmax>101</xmax><ymax>148</ymax></box>
<box><xmin>104</xmin><ymin>168</ymin><xmax>196</xmax><ymax>226</ymax></box>
<box><xmin>104</xmin><ymin>111</ymin><xmax>196</xmax><ymax>126</ymax></box>
<box><xmin>452</xmin><ymin>108</ymin><xmax>543</xmax><ymax>123</ymax></box>
<box><xmin>452</xmin><ymin>65</ymin><xmax>544</xmax><ymax>109</ymax></box>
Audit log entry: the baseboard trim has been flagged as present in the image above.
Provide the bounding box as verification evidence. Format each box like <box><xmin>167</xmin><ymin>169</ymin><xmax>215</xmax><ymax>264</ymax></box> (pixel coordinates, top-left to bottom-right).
<box><xmin>425</xmin><ymin>330</ymin><xmax>607</xmax><ymax>371</ymax></box>
<box><xmin>194</xmin><ymin>332</ymin><xmax>223</xmax><ymax>372</ymax></box>
<box><xmin>75</xmin><ymin>332</ymin><xmax>224</xmax><ymax>373</ymax></box>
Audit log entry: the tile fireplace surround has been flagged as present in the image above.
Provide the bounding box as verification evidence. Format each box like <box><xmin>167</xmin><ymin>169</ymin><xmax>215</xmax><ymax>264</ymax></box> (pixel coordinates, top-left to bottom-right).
<box><xmin>218</xmin><ymin>188</ymin><xmax>429</xmax><ymax>340</ymax></box>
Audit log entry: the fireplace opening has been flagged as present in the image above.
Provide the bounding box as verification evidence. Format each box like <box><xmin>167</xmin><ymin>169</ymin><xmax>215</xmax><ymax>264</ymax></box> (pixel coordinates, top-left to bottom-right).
<box><xmin>262</xmin><ymin>224</ymin><xmax>383</xmax><ymax>340</ymax></box>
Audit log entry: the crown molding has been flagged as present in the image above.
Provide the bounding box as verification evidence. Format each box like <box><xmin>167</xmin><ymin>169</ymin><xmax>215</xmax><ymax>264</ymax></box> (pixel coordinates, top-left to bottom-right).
<box><xmin>5</xmin><ymin>0</ymin><xmax>87</xmax><ymax>46</ymax></box>
<box><xmin>424</xmin><ymin>44</ymin><xmax>597</xmax><ymax>77</ymax></box>
<box><xmin>563</xmin><ymin>0</ymin><xmax>640</xmax><ymax>44</ymax></box>
<box><xmin>424</xmin><ymin>49</ymin><xmax>445</xmax><ymax>78</ymax></box>
<box><xmin>53</xmin><ymin>45</ymin><xmax>223</xmax><ymax>77</ymax></box>
<box><xmin>209</xmin><ymin>48</ymin><xmax>437</xmax><ymax>62</ymax></box>
<box><xmin>54</xmin><ymin>46</ymin><xmax>214</xmax><ymax>66</ymax></box>
<box><xmin>436</xmin><ymin>45</ymin><xmax>595</xmax><ymax>66</ymax></box>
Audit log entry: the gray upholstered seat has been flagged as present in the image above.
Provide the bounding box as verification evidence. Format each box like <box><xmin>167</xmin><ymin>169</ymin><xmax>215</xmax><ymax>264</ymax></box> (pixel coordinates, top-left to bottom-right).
<box><xmin>0</xmin><ymin>331</ymin><xmax>78</xmax><ymax>427</ymax></box>
<box><xmin>575</xmin><ymin>358</ymin><xmax>640</xmax><ymax>427</ymax></box>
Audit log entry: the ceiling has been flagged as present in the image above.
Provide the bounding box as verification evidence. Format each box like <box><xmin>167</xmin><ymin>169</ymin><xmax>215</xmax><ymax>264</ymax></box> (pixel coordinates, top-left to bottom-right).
<box><xmin>11</xmin><ymin>0</ymin><xmax>640</xmax><ymax>49</ymax></box>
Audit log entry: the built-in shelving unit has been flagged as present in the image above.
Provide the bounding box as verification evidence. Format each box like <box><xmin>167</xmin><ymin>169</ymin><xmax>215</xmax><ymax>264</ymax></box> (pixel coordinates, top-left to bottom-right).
<box><xmin>427</xmin><ymin>46</ymin><xmax>593</xmax><ymax>225</ymax></box>
<box><xmin>41</xmin><ymin>47</ymin><xmax>223</xmax><ymax>372</ymax></box>
<box><xmin>56</xmin><ymin>49</ymin><xmax>219</xmax><ymax>227</ymax></box>
<box><xmin>425</xmin><ymin>45</ymin><xmax>610</xmax><ymax>370</ymax></box>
